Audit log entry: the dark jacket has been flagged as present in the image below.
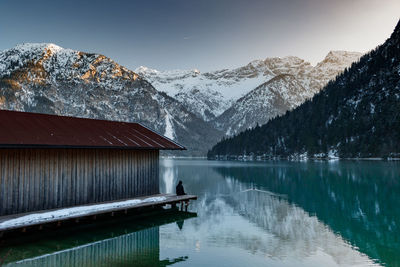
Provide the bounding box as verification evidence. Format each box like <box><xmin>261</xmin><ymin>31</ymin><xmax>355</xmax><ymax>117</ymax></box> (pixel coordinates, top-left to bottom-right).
<box><xmin>176</xmin><ymin>183</ymin><xmax>186</xmax><ymax>196</ymax></box>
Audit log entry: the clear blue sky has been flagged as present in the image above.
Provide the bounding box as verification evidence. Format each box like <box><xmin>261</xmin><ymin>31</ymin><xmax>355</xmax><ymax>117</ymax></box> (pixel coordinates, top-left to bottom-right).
<box><xmin>0</xmin><ymin>0</ymin><xmax>399</xmax><ymax>71</ymax></box>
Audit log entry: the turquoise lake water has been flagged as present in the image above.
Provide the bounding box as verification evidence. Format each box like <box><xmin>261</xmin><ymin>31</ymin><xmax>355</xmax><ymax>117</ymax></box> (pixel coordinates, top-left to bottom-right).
<box><xmin>1</xmin><ymin>159</ymin><xmax>400</xmax><ymax>266</ymax></box>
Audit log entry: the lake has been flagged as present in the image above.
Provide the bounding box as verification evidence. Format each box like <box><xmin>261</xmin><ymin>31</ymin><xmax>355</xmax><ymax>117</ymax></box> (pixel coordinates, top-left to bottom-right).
<box><xmin>1</xmin><ymin>159</ymin><xmax>400</xmax><ymax>266</ymax></box>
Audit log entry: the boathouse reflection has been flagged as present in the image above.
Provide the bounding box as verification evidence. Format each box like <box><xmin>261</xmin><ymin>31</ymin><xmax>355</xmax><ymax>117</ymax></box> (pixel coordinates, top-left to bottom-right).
<box><xmin>1</xmin><ymin>211</ymin><xmax>196</xmax><ymax>266</ymax></box>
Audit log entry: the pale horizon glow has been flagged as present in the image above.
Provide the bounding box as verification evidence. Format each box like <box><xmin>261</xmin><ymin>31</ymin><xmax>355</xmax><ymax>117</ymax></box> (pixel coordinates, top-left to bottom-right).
<box><xmin>0</xmin><ymin>0</ymin><xmax>399</xmax><ymax>72</ymax></box>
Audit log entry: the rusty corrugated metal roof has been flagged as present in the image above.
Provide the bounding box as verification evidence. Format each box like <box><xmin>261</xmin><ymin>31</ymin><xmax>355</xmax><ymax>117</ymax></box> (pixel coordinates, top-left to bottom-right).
<box><xmin>0</xmin><ymin>110</ymin><xmax>185</xmax><ymax>150</ymax></box>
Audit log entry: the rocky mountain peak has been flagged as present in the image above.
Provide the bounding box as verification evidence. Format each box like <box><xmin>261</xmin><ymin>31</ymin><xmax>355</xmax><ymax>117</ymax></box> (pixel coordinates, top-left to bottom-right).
<box><xmin>213</xmin><ymin>51</ymin><xmax>362</xmax><ymax>136</ymax></box>
<box><xmin>0</xmin><ymin>42</ymin><xmax>365</xmax><ymax>156</ymax></box>
<box><xmin>0</xmin><ymin>42</ymin><xmax>143</xmax><ymax>91</ymax></box>
<box><xmin>209</xmin><ymin>19</ymin><xmax>400</xmax><ymax>159</ymax></box>
<box><xmin>263</xmin><ymin>55</ymin><xmax>305</xmax><ymax>65</ymax></box>
<box><xmin>10</xmin><ymin>43</ymin><xmax>63</xmax><ymax>55</ymax></box>
<box><xmin>316</xmin><ymin>51</ymin><xmax>362</xmax><ymax>68</ymax></box>
<box><xmin>0</xmin><ymin>43</ymin><xmax>223</xmax><ymax>156</ymax></box>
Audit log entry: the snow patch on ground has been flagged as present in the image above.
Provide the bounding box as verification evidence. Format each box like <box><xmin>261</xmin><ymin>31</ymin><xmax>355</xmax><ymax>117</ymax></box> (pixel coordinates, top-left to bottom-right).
<box><xmin>328</xmin><ymin>149</ymin><xmax>339</xmax><ymax>160</ymax></box>
<box><xmin>164</xmin><ymin>111</ymin><xmax>175</xmax><ymax>140</ymax></box>
<box><xmin>289</xmin><ymin>152</ymin><xmax>308</xmax><ymax>161</ymax></box>
<box><xmin>0</xmin><ymin>196</ymin><xmax>166</xmax><ymax>229</ymax></box>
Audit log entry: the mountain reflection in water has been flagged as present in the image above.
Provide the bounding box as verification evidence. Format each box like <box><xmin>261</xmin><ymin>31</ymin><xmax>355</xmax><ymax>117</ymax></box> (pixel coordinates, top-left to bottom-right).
<box><xmin>1</xmin><ymin>160</ymin><xmax>398</xmax><ymax>267</ymax></box>
<box><xmin>213</xmin><ymin>161</ymin><xmax>400</xmax><ymax>265</ymax></box>
<box><xmin>160</xmin><ymin>159</ymin><xmax>399</xmax><ymax>266</ymax></box>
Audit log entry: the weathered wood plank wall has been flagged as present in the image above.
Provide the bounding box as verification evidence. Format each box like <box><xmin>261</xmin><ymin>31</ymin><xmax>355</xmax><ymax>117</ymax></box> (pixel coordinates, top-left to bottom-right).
<box><xmin>0</xmin><ymin>149</ymin><xmax>159</xmax><ymax>216</ymax></box>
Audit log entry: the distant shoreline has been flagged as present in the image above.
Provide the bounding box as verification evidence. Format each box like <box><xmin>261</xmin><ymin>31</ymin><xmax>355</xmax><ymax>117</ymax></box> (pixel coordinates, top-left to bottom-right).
<box><xmin>160</xmin><ymin>156</ymin><xmax>207</xmax><ymax>159</ymax></box>
<box><xmin>161</xmin><ymin>156</ymin><xmax>400</xmax><ymax>161</ymax></box>
<box><xmin>205</xmin><ymin>157</ymin><xmax>400</xmax><ymax>162</ymax></box>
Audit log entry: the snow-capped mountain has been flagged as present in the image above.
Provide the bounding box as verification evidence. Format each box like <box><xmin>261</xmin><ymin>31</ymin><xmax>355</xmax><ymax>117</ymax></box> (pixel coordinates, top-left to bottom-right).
<box><xmin>208</xmin><ymin>19</ymin><xmax>400</xmax><ymax>159</ymax></box>
<box><xmin>136</xmin><ymin>66</ymin><xmax>232</xmax><ymax>122</ymax></box>
<box><xmin>215</xmin><ymin>74</ymin><xmax>310</xmax><ymax>135</ymax></box>
<box><xmin>137</xmin><ymin>52</ymin><xmax>362</xmax><ymax>135</ymax></box>
<box><xmin>0</xmin><ymin>43</ymin><xmax>222</xmax><ymax>156</ymax></box>
<box><xmin>0</xmin><ymin>43</ymin><xmax>362</xmax><ymax>156</ymax></box>
<box><xmin>215</xmin><ymin>51</ymin><xmax>362</xmax><ymax>135</ymax></box>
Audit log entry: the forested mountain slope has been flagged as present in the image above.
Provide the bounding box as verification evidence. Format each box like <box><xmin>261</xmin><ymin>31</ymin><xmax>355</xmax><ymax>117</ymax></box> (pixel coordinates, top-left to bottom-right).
<box><xmin>208</xmin><ymin>19</ymin><xmax>400</xmax><ymax>159</ymax></box>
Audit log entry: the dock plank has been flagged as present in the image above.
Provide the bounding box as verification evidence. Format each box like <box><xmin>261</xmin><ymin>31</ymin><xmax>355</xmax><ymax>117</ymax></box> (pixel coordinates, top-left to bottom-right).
<box><xmin>0</xmin><ymin>193</ymin><xmax>197</xmax><ymax>232</ymax></box>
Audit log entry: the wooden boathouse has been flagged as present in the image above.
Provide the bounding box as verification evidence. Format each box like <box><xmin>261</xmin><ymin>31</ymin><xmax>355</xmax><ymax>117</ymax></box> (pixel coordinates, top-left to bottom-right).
<box><xmin>0</xmin><ymin>110</ymin><xmax>194</xmax><ymax>223</ymax></box>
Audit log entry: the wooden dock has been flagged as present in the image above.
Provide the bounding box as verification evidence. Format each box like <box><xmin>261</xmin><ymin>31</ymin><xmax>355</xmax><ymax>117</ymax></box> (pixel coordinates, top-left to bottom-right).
<box><xmin>0</xmin><ymin>193</ymin><xmax>197</xmax><ymax>235</ymax></box>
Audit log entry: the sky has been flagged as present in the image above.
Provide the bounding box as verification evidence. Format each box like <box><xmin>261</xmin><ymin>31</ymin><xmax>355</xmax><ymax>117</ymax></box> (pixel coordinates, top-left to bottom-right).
<box><xmin>0</xmin><ymin>0</ymin><xmax>399</xmax><ymax>72</ymax></box>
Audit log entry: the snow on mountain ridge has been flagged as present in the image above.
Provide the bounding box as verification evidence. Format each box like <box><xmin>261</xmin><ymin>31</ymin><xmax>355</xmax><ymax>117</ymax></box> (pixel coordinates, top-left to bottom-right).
<box><xmin>0</xmin><ymin>43</ymin><xmax>73</xmax><ymax>74</ymax></box>
<box><xmin>137</xmin><ymin>52</ymin><xmax>362</xmax><ymax>123</ymax></box>
<box><xmin>0</xmin><ymin>43</ymin><xmax>136</xmax><ymax>83</ymax></box>
<box><xmin>217</xmin><ymin>74</ymin><xmax>311</xmax><ymax>136</ymax></box>
<box><xmin>214</xmin><ymin>51</ymin><xmax>362</xmax><ymax>135</ymax></box>
<box><xmin>0</xmin><ymin>43</ymin><xmax>363</xmax><ymax>155</ymax></box>
<box><xmin>0</xmin><ymin>43</ymin><xmax>223</xmax><ymax>156</ymax></box>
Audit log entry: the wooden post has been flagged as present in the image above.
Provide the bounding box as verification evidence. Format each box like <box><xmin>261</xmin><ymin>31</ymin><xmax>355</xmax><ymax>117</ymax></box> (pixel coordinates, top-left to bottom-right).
<box><xmin>185</xmin><ymin>201</ymin><xmax>189</xmax><ymax>212</ymax></box>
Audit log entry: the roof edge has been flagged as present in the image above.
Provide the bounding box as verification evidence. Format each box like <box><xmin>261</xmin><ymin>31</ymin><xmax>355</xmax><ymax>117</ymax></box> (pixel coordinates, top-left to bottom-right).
<box><xmin>0</xmin><ymin>109</ymin><xmax>186</xmax><ymax>150</ymax></box>
<box><xmin>0</xmin><ymin>144</ymin><xmax>184</xmax><ymax>150</ymax></box>
<box><xmin>137</xmin><ymin>123</ymin><xmax>186</xmax><ymax>150</ymax></box>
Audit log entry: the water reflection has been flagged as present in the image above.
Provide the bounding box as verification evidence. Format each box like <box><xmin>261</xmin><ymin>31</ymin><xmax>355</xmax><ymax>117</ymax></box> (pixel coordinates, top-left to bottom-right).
<box><xmin>2</xmin><ymin>160</ymin><xmax>398</xmax><ymax>266</ymax></box>
<box><xmin>228</xmin><ymin>190</ymin><xmax>376</xmax><ymax>265</ymax></box>
<box><xmin>159</xmin><ymin>160</ymin><xmax>399</xmax><ymax>266</ymax></box>
<box><xmin>162</xmin><ymin>159</ymin><xmax>176</xmax><ymax>194</ymax></box>
<box><xmin>9</xmin><ymin>227</ymin><xmax>159</xmax><ymax>267</ymax></box>
<box><xmin>176</xmin><ymin>220</ymin><xmax>184</xmax><ymax>230</ymax></box>
<box><xmin>0</xmin><ymin>211</ymin><xmax>196</xmax><ymax>266</ymax></box>
<box><xmin>213</xmin><ymin>161</ymin><xmax>400</xmax><ymax>266</ymax></box>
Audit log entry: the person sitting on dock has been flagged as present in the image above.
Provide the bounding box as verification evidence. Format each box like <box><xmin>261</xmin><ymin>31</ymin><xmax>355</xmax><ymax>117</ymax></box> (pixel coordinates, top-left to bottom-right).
<box><xmin>176</xmin><ymin>180</ymin><xmax>186</xmax><ymax>196</ymax></box>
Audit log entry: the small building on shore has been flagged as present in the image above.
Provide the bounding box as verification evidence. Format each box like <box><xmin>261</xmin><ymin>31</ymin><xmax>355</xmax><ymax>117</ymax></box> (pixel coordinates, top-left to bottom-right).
<box><xmin>0</xmin><ymin>110</ymin><xmax>185</xmax><ymax>216</ymax></box>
